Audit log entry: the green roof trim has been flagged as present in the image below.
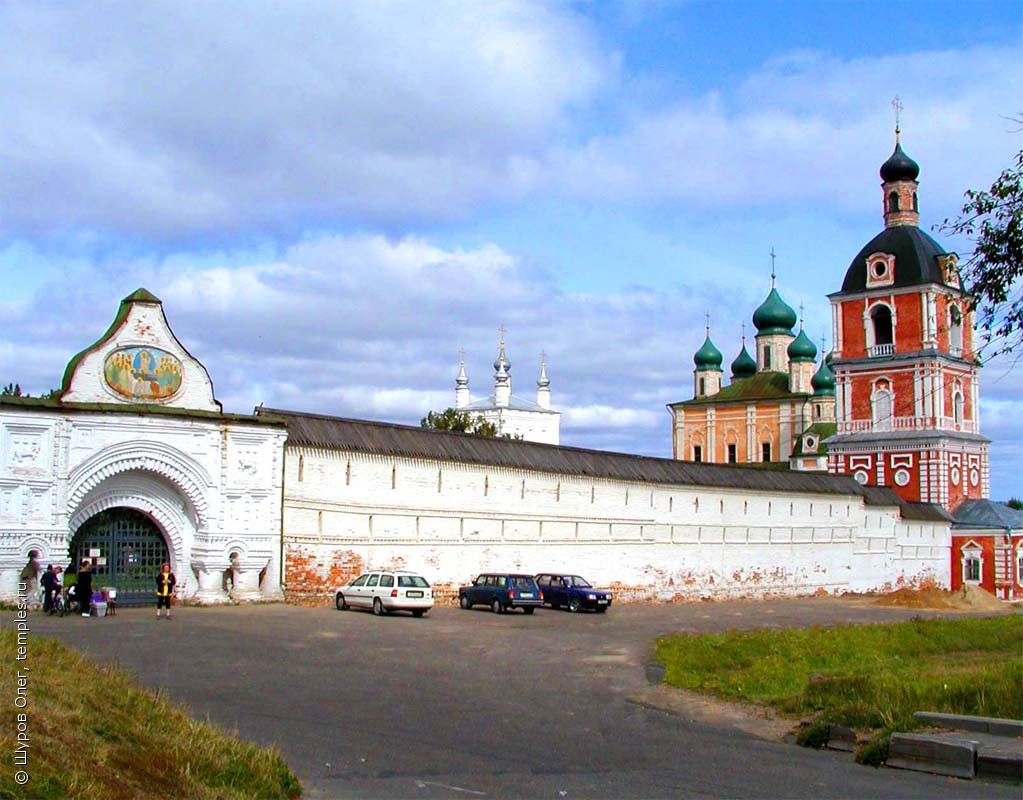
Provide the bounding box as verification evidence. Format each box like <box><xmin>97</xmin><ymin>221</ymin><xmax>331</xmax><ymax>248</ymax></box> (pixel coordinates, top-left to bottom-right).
<box><xmin>59</xmin><ymin>289</ymin><xmax>157</xmax><ymax>397</ymax></box>
<box><xmin>0</xmin><ymin>395</ymin><xmax>280</xmax><ymax>427</ymax></box>
<box><xmin>673</xmin><ymin>370</ymin><xmax>809</xmax><ymax>406</ymax></box>
<box><xmin>790</xmin><ymin>422</ymin><xmax>837</xmax><ymax>457</ymax></box>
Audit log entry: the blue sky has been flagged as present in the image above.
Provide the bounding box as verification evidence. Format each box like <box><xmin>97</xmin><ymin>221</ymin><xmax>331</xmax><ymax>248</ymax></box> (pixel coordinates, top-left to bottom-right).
<box><xmin>1</xmin><ymin>1</ymin><xmax>1020</xmax><ymax>499</ymax></box>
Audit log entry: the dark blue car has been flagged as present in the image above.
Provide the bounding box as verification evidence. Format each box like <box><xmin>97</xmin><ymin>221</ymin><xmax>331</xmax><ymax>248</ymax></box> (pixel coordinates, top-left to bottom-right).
<box><xmin>459</xmin><ymin>573</ymin><xmax>543</xmax><ymax>614</ymax></box>
<box><xmin>535</xmin><ymin>574</ymin><xmax>612</xmax><ymax>613</ymax></box>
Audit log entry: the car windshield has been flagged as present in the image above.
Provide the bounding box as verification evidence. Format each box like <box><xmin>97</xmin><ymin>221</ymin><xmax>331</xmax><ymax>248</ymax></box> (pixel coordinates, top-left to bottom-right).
<box><xmin>398</xmin><ymin>575</ymin><xmax>429</xmax><ymax>588</ymax></box>
<box><xmin>509</xmin><ymin>576</ymin><xmax>537</xmax><ymax>589</ymax></box>
<box><xmin>568</xmin><ymin>576</ymin><xmax>591</xmax><ymax>588</ymax></box>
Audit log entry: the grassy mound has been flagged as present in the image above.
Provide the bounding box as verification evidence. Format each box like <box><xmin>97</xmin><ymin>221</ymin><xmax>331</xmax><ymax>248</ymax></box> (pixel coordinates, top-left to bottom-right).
<box><xmin>656</xmin><ymin>615</ymin><xmax>1023</xmax><ymax>762</ymax></box>
<box><xmin>0</xmin><ymin>630</ymin><xmax>300</xmax><ymax>800</ymax></box>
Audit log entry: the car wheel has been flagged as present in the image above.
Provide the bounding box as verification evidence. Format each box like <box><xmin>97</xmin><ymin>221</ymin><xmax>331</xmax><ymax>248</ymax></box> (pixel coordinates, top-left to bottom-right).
<box><xmin>491</xmin><ymin>598</ymin><xmax>504</xmax><ymax>614</ymax></box>
<box><xmin>459</xmin><ymin>595</ymin><xmax>471</xmax><ymax>609</ymax></box>
<box><xmin>568</xmin><ymin>597</ymin><xmax>581</xmax><ymax>613</ymax></box>
<box><xmin>335</xmin><ymin>592</ymin><xmax>348</xmax><ymax>611</ymax></box>
<box><xmin>522</xmin><ymin>607</ymin><xmax>535</xmax><ymax>615</ymax></box>
<box><xmin>412</xmin><ymin>609</ymin><xmax>426</xmax><ymax>618</ymax></box>
<box><xmin>373</xmin><ymin>597</ymin><xmax>386</xmax><ymax>616</ymax></box>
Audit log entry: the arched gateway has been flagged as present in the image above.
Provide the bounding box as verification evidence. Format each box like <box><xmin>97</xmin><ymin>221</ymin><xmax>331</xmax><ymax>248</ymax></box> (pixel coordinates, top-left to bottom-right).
<box><xmin>70</xmin><ymin>508</ymin><xmax>170</xmax><ymax>605</ymax></box>
<box><xmin>0</xmin><ymin>289</ymin><xmax>287</xmax><ymax>604</ymax></box>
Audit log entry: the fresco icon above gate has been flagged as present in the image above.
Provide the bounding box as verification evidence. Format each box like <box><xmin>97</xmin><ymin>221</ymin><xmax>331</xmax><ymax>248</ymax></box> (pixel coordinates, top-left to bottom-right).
<box><xmin>104</xmin><ymin>346</ymin><xmax>183</xmax><ymax>401</ymax></box>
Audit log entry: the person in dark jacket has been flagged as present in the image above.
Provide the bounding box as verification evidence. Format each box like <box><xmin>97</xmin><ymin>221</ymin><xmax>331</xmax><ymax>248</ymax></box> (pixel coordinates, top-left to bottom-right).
<box><xmin>41</xmin><ymin>565</ymin><xmax>60</xmax><ymax>613</ymax></box>
<box><xmin>77</xmin><ymin>559</ymin><xmax>93</xmax><ymax>617</ymax></box>
<box><xmin>155</xmin><ymin>563</ymin><xmax>176</xmax><ymax>619</ymax></box>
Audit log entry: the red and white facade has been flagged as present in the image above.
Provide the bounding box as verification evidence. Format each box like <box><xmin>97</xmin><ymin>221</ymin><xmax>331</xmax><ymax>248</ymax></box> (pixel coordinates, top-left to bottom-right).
<box><xmin>826</xmin><ymin>137</ymin><xmax>990</xmax><ymax>512</ymax></box>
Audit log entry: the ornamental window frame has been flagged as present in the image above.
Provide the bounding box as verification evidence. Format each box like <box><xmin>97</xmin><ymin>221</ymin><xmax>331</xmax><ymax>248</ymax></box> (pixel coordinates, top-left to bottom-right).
<box><xmin>865</xmin><ymin>252</ymin><xmax>896</xmax><ymax>289</ymax></box>
<box><xmin>871</xmin><ymin>380</ymin><xmax>894</xmax><ymax>431</ymax></box>
<box><xmin>960</xmin><ymin>541</ymin><xmax>983</xmax><ymax>585</ymax></box>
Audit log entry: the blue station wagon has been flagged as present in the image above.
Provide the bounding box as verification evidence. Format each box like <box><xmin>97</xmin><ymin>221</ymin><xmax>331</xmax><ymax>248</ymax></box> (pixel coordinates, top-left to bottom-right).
<box><xmin>535</xmin><ymin>574</ymin><xmax>612</xmax><ymax>612</ymax></box>
<box><xmin>458</xmin><ymin>573</ymin><xmax>543</xmax><ymax>614</ymax></box>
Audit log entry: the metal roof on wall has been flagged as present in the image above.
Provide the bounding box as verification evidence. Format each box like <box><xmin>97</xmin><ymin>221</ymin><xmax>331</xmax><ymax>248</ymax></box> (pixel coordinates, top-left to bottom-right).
<box><xmin>260</xmin><ymin>407</ymin><xmax>907</xmax><ymax>502</ymax></box>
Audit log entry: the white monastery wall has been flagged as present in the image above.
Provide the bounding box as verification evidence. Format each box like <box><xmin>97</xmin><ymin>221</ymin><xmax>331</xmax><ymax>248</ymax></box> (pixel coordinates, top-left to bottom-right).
<box><xmin>282</xmin><ymin>446</ymin><xmax>950</xmax><ymax>601</ymax></box>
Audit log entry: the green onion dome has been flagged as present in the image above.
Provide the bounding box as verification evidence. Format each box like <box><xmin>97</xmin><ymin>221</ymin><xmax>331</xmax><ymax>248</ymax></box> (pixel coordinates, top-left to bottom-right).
<box><xmin>730</xmin><ymin>345</ymin><xmax>757</xmax><ymax>379</ymax></box>
<box><xmin>880</xmin><ymin>141</ymin><xmax>919</xmax><ymax>183</ymax></box>
<box><xmin>694</xmin><ymin>335</ymin><xmax>723</xmax><ymax>370</ymax></box>
<box><xmin>752</xmin><ymin>288</ymin><xmax>797</xmax><ymax>335</ymax></box>
<box><xmin>787</xmin><ymin>329</ymin><xmax>817</xmax><ymax>362</ymax></box>
<box><xmin>811</xmin><ymin>358</ymin><xmax>836</xmax><ymax>396</ymax></box>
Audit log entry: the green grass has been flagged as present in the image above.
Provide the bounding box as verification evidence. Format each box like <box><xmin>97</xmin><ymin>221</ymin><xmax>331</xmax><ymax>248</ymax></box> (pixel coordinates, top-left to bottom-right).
<box><xmin>656</xmin><ymin>615</ymin><xmax>1023</xmax><ymax>761</ymax></box>
<box><xmin>0</xmin><ymin>630</ymin><xmax>301</xmax><ymax>800</ymax></box>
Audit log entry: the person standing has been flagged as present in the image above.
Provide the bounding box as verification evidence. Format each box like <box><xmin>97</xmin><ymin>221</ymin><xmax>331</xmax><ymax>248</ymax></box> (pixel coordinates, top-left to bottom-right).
<box><xmin>77</xmin><ymin>559</ymin><xmax>93</xmax><ymax>617</ymax></box>
<box><xmin>41</xmin><ymin>565</ymin><xmax>60</xmax><ymax>613</ymax></box>
<box><xmin>155</xmin><ymin>563</ymin><xmax>176</xmax><ymax>619</ymax></box>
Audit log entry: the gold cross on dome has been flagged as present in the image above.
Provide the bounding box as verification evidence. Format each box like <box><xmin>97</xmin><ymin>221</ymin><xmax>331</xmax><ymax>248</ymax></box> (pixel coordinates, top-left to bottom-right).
<box><xmin>769</xmin><ymin>247</ymin><xmax>777</xmax><ymax>286</ymax></box>
<box><xmin>498</xmin><ymin>324</ymin><xmax>506</xmax><ymax>345</ymax></box>
<box><xmin>892</xmin><ymin>95</ymin><xmax>903</xmax><ymax>134</ymax></box>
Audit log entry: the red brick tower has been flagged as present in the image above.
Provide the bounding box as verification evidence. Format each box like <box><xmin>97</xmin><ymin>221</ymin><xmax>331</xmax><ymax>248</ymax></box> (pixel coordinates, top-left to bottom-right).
<box><xmin>826</xmin><ymin>131</ymin><xmax>990</xmax><ymax>510</ymax></box>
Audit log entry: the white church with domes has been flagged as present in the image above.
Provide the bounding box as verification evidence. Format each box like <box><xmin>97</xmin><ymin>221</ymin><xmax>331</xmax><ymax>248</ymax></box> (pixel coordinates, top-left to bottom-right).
<box><xmin>452</xmin><ymin>334</ymin><xmax>560</xmax><ymax>445</ymax></box>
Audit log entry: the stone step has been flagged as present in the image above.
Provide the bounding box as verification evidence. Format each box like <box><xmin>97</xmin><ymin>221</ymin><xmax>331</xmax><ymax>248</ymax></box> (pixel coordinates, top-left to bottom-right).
<box><xmin>913</xmin><ymin>712</ymin><xmax>1023</xmax><ymax>738</ymax></box>
<box><xmin>887</xmin><ymin>733</ymin><xmax>976</xmax><ymax>779</ymax></box>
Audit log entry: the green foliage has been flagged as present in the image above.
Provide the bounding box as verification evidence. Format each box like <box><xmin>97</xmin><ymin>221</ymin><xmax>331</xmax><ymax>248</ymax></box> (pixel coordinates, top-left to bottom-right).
<box><xmin>940</xmin><ymin>141</ymin><xmax>1023</xmax><ymax>356</ymax></box>
<box><xmin>795</xmin><ymin>719</ymin><xmax>831</xmax><ymax>749</ymax></box>
<box><xmin>421</xmin><ymin>408</ymin><xmax>499</xmax><ymax>437</ymax></box>
<box><xmin>855</xmin><ymin>733</ymin><xmax>891</xmax><ymax>767</ymax></box>
<box><xmin>1007</xmin><ymin>497</ymin><xmax>1022</xmax><ymax>510</ymax></box>
<box><xmin>0</xmin><ymin>631</ymin><xmax>301</xmax><ymax>799</ymax></box>
<box><xmin>2</xmin><ymin>382</ymin><xmax>23</xmax><ymax>397</ymax></box>
<box><xmin>655</xmin><ymin>615</ymin><xmax>1023</xmax><ymax>739</ymax></box>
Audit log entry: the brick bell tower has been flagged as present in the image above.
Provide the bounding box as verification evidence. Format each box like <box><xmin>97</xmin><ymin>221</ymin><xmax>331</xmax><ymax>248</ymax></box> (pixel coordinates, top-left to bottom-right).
<box><xmin>825</xmin><ymin>125</ymin><xmax>990</xmax><ymax>510</ymax></box>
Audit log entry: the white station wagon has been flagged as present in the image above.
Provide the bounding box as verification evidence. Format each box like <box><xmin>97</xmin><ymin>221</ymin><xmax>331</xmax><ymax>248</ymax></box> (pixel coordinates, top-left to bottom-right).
<box><xmin>335</xmin><ymin>570</ymin><xmax>434</xmax><ymax>617</ymax></box>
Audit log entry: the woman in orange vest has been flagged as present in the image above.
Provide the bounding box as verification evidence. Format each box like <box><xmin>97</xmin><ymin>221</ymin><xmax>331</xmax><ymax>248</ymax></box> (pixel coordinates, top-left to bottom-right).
<box><xmin>155</xmin><ymin>562</ymin><xmax>177</xmax><ymax>619</ymax></box>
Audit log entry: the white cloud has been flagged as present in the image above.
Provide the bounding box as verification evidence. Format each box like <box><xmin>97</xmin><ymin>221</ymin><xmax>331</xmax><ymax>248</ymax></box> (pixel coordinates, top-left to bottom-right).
<box><xmin>546</xmin><ymin>45</ymin><xmax>1022</xmax><ymax>214</ymax></box>
<box><xmin>0</xmin><ymin>0</ymin><xmax>609</xmax><ymax>236</ymax></box>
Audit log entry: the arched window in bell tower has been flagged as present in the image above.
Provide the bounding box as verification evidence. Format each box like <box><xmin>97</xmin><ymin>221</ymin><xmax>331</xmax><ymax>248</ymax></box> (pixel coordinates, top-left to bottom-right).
<box><xmin>953</xmin><ymin>387</ymin><xmax>964</xmax><ymax>426</ymax></box>
<box><xmin>949</xmin><ymin>304</ymin><xmax>963</xmax><ymax>356</ymax></box>
<box><xmin>869</xmin><ymin>304</ymin><xmax>894</xmax><ymax>355</ymax></box>
<box><xmin>888</xmin><ymin>190</ymin><xmax>900</xmax><ymax>212</ymax></box>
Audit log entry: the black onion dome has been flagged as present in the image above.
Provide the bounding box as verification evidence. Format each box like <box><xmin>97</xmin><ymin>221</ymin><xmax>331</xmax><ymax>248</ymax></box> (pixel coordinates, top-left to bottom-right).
<box><xmin>880</xmin><ymin>141</ymin><xmax>920</xmax><ymax>183</ymax></box>
<box><xmin>838</xmin><ymin>226</ymin><xmax>952</xmax><ymax>294</ymax></box>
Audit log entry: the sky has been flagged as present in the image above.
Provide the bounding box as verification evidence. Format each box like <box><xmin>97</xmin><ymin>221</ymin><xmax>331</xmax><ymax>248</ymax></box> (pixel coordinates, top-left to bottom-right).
<box><xmin>1</xmin><ymin>0</ymin><xmax>1020</xmax><ymax>500</ymax></box>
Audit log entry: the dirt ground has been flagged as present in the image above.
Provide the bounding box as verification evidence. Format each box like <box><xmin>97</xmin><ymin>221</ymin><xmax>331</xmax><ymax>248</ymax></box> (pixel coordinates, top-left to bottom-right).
<box><xmin>871</xmin><ymin>583</ymin><xmax>1009</xmax><ymax>612</ymax></box>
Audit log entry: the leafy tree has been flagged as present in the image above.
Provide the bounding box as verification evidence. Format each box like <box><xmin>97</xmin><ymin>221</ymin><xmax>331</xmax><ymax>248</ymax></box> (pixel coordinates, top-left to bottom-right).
<box><xmin>940</xmin><ymin>141</ymin><xmax>1023</xmax><ymax>356</ymax></box>
<box><xmin>421</xmin><ymin>408</ymin><xmax>499</xmax><ymax>437</ymax></box>
<box><xmin>1007</xmin><ymin>497</ymin><xmax>1022</xmax><ymax>511</ymax></box>
<box><xmin>2</xmin><ymin>383</ymin><xmax>23</xmax><ymax>397</ymax></box>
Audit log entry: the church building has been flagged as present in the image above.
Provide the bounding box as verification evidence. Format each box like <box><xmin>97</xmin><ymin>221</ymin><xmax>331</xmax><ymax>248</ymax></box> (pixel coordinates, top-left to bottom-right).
<box><xmin>668</xmin><ymin>287</ymin><xmax>837</xmax><ymax>469</ymax></box>
<box><xmin>453</xmin><ymin>335</ymin><xmax>560</xmax><ymax>445</ymax></box>
<box><xmin>826</xmin><ymin>132</ymin><xmax>990</xmax><ymax>511</ymax></box>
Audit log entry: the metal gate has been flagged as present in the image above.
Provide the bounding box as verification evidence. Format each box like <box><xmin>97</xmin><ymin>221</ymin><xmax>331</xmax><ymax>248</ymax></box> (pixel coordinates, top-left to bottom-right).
<box><xmin>71</xmin><ymin>508</ymin><xmax>170</xmax><ymax>606</ymax></box>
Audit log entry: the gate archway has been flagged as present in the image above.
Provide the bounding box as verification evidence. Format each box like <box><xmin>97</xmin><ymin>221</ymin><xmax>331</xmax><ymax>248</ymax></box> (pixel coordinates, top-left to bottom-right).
<box><xmin>70</xmin><ymin>508</ymin><xmax>170</xmax><ymax>606</ymax></box>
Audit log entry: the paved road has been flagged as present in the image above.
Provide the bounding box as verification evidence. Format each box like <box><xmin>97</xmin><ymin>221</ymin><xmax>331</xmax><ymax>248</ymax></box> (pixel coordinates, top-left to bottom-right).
<box><xmin>31</xmin><ymin>598</ymin><xmax>1019</xmax><ymax>799</ymax></box>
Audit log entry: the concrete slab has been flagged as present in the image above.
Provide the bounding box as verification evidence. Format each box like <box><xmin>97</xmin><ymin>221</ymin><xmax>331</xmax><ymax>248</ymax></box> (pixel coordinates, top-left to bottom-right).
<box><xmin>913</xmin><ymin>712</ymin><xmax>1023</xmax><ymax>738</ymax></box>
<box><xmin>825</xmin><ymin>724</ymin><xmax>858</xmax><ymax>753</ymax></box>
<box><xmin>888</xmin><ymin>733</ymin><xmax>977</xmax><ymax>779</ymax></box>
